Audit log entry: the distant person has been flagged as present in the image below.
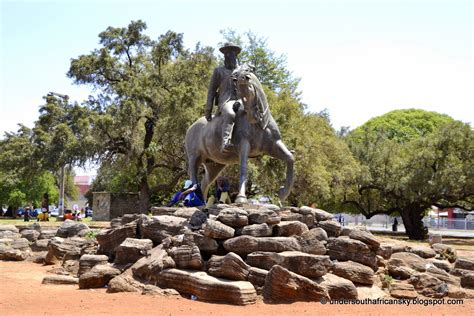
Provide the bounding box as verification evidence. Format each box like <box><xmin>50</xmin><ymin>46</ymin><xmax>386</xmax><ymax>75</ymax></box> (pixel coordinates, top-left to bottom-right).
<box><xmin>168</xmin><ymin>180</ymin><xmax>205</xmax><ymax>207</ymax></box>
<box><xmin>215</xmin><ymin>176</ymin><xmax>231</xmax><ymax>204</ymax></box>
<box><xmin>64</xmin><ymin>210</ymin><xmax>73</xmax><ymax>220</ymax></box>
<box><xmin>23</xmin><ymin>208</ymin><xmax>30</xmax><ymax>222</ymax></box>
<box><xmin>392</xmin><ymin>218</ymin><xmax>398</xmax><ymax>232</ymax></box>
<box><xmin>37</xmin><ymin>209</ymin><xmax>49</xmax><ymax>222</ymax></box>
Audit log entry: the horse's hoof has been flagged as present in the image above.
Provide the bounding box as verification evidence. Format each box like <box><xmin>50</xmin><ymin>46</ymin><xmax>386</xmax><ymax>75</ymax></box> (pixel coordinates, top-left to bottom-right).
<box><xmin>278</xmin><ymin>186</ymin><xmax>287</xmax><ymax>201</ymax></box>
<box><xmin>234</xmin><ymin>195</ymin><xmax>248</xmax><ymax>204</ymax></box>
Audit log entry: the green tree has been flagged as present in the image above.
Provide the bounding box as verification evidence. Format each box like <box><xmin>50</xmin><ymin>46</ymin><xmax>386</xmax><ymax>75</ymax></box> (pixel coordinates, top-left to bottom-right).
<box><xmin>67</xmin><ymin>21</ymin><xmax>215</xmax><ymax>211</ymax></box>
<box><xmin>345</xmin><ymin>109</ymin><xmax>473</xmax><ymax>239</ymax></box>
<box><xmin>0</xmin><ymin>126</ymin><xmax>60</xmax><ymax>211</ymax></box>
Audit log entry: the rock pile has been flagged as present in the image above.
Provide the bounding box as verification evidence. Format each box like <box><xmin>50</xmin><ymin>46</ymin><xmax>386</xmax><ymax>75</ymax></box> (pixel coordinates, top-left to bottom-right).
<box><xmin>2</xmin><ymin>206</ymin><xmax>474</xmax><ymax>304</ymax></box>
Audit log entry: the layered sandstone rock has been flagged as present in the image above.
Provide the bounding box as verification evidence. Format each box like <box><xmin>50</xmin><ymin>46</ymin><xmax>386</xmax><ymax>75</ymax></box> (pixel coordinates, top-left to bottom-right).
<box><xmin>157</xmin><ymin>269</ymin><xmax>257</xmax><ymax>305</ymax></box>
<box><xmin>263</xmin><ymin>265</ymin><xmax>329</xmax><ymax>303</ymax></box>
<box><xmin>246</xmin><ymin>251</ymin><xmax>331</xmax><ymax>278</ymax></box>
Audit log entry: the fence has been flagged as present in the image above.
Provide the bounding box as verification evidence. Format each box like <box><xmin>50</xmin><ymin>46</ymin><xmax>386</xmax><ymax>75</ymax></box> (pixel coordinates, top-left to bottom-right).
<box><xmin>338</xmin><ymin>214</ymin><xmax>474</xmax><ymax>231</ymax></box>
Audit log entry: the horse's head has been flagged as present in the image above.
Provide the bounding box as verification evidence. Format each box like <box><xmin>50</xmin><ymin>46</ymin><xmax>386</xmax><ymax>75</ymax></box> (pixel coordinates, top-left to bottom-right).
<box><xmin>232</xmin><ymin>64</ymin><xmax>270</xmax><ymax>129</ymax></box>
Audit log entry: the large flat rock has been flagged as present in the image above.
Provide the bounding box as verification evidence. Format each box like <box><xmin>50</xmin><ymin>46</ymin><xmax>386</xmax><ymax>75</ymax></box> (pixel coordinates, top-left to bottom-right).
<box><xmin>223</xmin><ymin>236</ymin><xmax>301</xmax><ymax>256</ymax></box>
<box><xmin>157</xmin><ymin>269</ymin><xmax>257</xmax><ymax>305</ymax></box>
<box><xmin>263</xmin><ymin>265</ymin><xmax>329</xmax><ymax>303</ymax></box>
<box><xmin>246</xmin><ymin>251</ymin><xmax>331</xmax><ymax>278</ymax></box>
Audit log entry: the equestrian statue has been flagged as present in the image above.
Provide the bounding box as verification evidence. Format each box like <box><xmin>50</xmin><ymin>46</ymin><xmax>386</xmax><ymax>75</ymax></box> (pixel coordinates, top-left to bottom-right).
<box><xmin>185</xmin><ymin>43</ymin><xmax>294</xmax><ymax>204</ymax></box>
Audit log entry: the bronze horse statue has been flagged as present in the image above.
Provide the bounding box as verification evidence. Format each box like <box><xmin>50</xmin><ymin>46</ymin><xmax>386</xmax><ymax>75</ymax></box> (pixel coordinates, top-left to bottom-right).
<box><xmin>185</xmin><ymin>65</ymin><xmax>294</xmax><ymax>203</ymax></box>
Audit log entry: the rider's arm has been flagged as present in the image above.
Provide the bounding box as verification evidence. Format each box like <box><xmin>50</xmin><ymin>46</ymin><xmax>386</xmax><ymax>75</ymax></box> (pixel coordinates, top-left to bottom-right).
<box><xmin>205</xmin><ymin>68</ymin><xmax>221</xmax><ymax>121</ymax></box>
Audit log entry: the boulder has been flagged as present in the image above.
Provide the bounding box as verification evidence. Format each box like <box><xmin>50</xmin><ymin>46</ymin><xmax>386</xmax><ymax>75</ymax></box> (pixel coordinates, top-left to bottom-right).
<box><xmin>389</xmin><ymin>252</ymin><xmax>427</xmax><ymax>272</ymax></box>
<box><xmin>273</xmin><ymin>221</ymin><xmax>309</xmax><ymax>237</ymax></box>
<box><xmin>376</xmin><ymin>243</ymin><xmax>393</xmax><ymax>259</ymax></box>
<box><xmin>216</xmin><ymin>208</ymin><xmax>249</xmax><ymax>228</ymax></box>
<box><xmin>246</xmin><ymin>251</ymin><xmax>331</xmax><ymax>278</ymax></box>
<box><xmin>247</xmin><ymin>209</ymin><xmax>280</xmax><ymax>225</ymax></box>
<box><xmin>139</xmin><ymin>216</ymin><xmax>187</xmax><ymax>244</ymax></box>
<box><xmin>0</xmin><ymin>230</ymin><xmax>21</xmax><ymax>240</ymax></box>
<box><xmin>278</xmin><ymin>210</ymin><xmax>304</xmax><ymax>222</ymax></box>
<box><xmin>45</xmin><ymin>237</ymin><xmax>89</xmax><ymax>264</ymax></box>
<box><xmin>202</xmin><ymin>220</ymin><xmax>235</xmax><ymax>239</ymax></box>
<box><xmin>263</xmin><ymin>265</ymin><xmax>329</xmax><ymax>303</ymax></box>
<box><xmin>391</xmin><ymin>243</ymin><xmax>409</xmax><ymax>254</ymax></box>
<box><xmin>169</xmin><ymin>244</ymin><xmax>203</xmax><ymax>270</ymax></box>
<box><xmin>302</xmin><ymin>227</ymin><xmax>328</xmax><ymax>241</ymax></box>
<box><xmin>348</xmin><ymin>229</ymin><xmax>380</xmax><ymax>249</ymax></box>
<box><xmin>223</xmin><ymin>236</ymin><xmax>301</xmax><ymax>256</ymax></box>
<box><xmin>188</xmin><ymin>210</ymin><xmax>208</xmax><ymax>230</ymax></box>
<box><xmin>447</xmin><ymin>285</ymin><xmax>474</xmax><ymax>299</ymax></box>
<box><xmin>431</xmin><ymin>243</ymin><xmax>457</xmax><ymax>263</ymax></box>
<box><xmin>20</xmin><ymin>229</ymin><xmax>40</xmax><ymax>242</ymax></box>
<box><xmin>42</xmin><ymin>275</ymin><xmax>78</xmax><ymax>285</ymax></box>
<box><xmin>332</xmin><ymin>260</ymin><xmax>375</xmax><ymax>285</ymax></box>
<box><xmin>425</xmin><ymin>264</ymin><xmax>460</xmax><ymax>286</ymax></box>
<box><xmin>208</xmin><ymin>252</ymin><xmax>250</xmax><ymax>281</ymax></box>
<box><xmin>454</xmin><ymin>257</ymin><xmax>474</xmax><ymax>271</ymax></box>
<box><xmin>120</xmin><ymin>213</ymin><xmax>147</xmax><ymax>225</ymax></box>
<box><xmin>78</xmin><ymin>254</ymin><xmax>110</xmax><ymax>276</ymax></box>
<box><xmin>316</xmin><ymin>273</ymin><xmax>358</xmax><ymax>299</ymax></box>
<box><xmin>56</xmin><ymin>220</ymin><xmax>90</xmax><ymax>238</ymax></box>
<box><xmin>39</xmin><ymin>230</ymin><xmax>57</xmax><ymax>240</ymax></box>
<box><xmin>150</xmin><ymin>206</ymin><xmax>177</xmax><ymax>216</ymax></box>
<box><xmin>79</xmin><ymin>264</ymin><xmax>121</xmax><ymax>289</ymax></box>
<box><xmin>461</xmin><ymin>272</ymin><xmax>474</xmax><ymax>289</ymax></box>
<box><xmin>12</xmin><ymin>238</ymin><xmax>30</xmax><ymax>251</ymax></box>
<box><xmin>327</xmin><ymin>237</ymin><xmax>377</xmax><ymax>270</ymax></box>
<box><xmin>31</xmin><ymin>239</ymin><xmax>49</xmax><ymax>252</ymax></box>
<box><xmin>408</xmin><ymin>246</ymin><xmax>437</xmax><ymax>259</ymax></box>
<box><xmin>157</xmin><ymin>269</ymin><xmax>257</xmax><ymax>305</ymax></box>
<box><xmin>173</xmin><ymin>207</ymin><xmax>201</xmax><ymax>219</ymax></box>
<box><xmin>409</xmin><ymin>273</ymin><xmax>449</xmax><ymax>298</ymax></box>
<box><xmin>107</xmin><ymin>269</ymin><xmax>146</xmax><ymax>293</ymax></box>
<box><xmin>296</xmin><ymin>230</ymin><xmax>327</xmax><ymax>255</ymax></box>
<box><xmin>114</xmin><ymin>238</ymin><xmax>153</xmax><ymax>265</ymax></box>
<box><xmin>241</xmin><ymin>223</ymin><xmax>273</xmax><ymax>237</ymax></box>
<box><xmin>300</xmin><ymin>206</ymin><xmax>333</xmax><ymax>221</ymax></box>
<box><xmin>131</xmin><ymin>244</ymin><xmax>175</xmax><ymax>282</ymax></box>
<box><xmin>96</xmin><ymin>223</ymin><xmax>137</xmax><ymax>257</ymax></box>
<box><xmin>318</xmin><ymin>220</ymin><xmax>342</xmax><ymax>237</ymax></box>
<box><xmin>248</xmin><ymin>266</ymin><xmax>268</xmax><ymax>290</ymax></box>
<box><xmin>186</xmin><ymin>232</ymin><xmax>218</xmax><ymax>253</ymax></box>
<box><xmin>0</xmin><ymin>225</ymin><xmax>19</xmax><ymax>233</ymax></box>
<box><xmin>428</xmin><ymin>259</ymin><xmax>452</xmax><ymax>272</ymax></box>
<box><xmin>389</xmin><ymin>282</ymin><xmax>418</xmax><ymax>299</ymax></box>
<box><xmin>0</xmin><ymin>246</ymin><xmax>28</xmax><ymax>261</ymax></box>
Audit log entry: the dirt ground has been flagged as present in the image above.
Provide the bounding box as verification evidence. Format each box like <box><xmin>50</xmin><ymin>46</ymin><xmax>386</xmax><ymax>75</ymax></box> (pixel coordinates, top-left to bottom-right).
<box><xmin>1</xmin><ymin>261</ymin><xmax>473</xmax><ymax>316</ymax></box>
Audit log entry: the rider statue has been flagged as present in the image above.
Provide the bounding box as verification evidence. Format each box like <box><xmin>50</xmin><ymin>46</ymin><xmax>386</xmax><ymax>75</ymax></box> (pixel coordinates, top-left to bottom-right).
<box><xmin>204</xmin><ymin>42</ymin><xmax>241</xmax><ymax>152</ymax></box>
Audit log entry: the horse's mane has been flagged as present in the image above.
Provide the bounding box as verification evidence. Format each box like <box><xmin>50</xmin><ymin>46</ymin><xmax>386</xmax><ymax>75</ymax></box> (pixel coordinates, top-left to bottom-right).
<box><xmin>234</xmin><ymin>64</ymin><xmax>271</xmax><ymax>130</ymax></box>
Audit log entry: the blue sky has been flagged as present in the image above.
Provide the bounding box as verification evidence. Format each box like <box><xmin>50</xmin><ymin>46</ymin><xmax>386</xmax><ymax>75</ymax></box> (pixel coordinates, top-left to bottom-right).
<box><xmin>1</xmin><ymin>0</ymin><xmax>472</xmax><ymax>147</ymax></box>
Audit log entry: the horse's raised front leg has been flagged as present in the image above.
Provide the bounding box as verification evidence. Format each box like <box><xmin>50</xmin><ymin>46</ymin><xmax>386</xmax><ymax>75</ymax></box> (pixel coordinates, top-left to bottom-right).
<box><xmin>235</xmin><ymin>140</ymin><xmax>250</xmax><ymax>204</ymax></box>
<box><xmin>269</xmin><ymin>140</ymin><xmax>295</xmax><ymax>201</ymax></box>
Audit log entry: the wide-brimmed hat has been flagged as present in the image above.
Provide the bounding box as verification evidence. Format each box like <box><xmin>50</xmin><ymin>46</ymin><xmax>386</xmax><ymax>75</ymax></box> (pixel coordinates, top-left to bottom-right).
<box><xmin>183</xmin><ymin>180</ymin><xmax>193</xmax><ymax>190</ymax></box>
<box><xmin>219</xmin><ymin>42</ymin><xmax>242</xmax><ymax>55</ymax></box>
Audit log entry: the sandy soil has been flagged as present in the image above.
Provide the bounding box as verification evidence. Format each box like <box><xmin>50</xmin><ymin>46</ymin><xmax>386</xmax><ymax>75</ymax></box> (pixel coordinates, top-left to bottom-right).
<box><xmin>1</xmin><ymin>261</ymin><xmax>473</xmax><ymax>316</ymax></box>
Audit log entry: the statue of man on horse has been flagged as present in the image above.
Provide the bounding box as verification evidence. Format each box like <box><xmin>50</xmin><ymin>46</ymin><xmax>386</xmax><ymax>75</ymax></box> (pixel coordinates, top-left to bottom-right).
<box><xmin>185</xmin><ymin>45</ymin><xmax>295</xmax><ymax>204</ymax></box>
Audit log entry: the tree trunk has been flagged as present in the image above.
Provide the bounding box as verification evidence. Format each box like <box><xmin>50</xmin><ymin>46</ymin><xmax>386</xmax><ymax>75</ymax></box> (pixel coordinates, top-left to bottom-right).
<box><xmin>139</xmin><ymin>178</ymin><xmax>150</xmax><ymax>214</ymax></box>
<box><xmin>400</xmin><ymin>207</ymin><xmax>427</xmax><ymax>240</ymax></box>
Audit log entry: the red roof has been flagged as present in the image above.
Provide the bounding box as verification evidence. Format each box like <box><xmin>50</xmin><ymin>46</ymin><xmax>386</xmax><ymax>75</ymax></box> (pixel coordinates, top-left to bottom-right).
<box><xmin>74</xmin><ymin>176</ymin><xmax>90</xmax><ymax>185</ymax></box>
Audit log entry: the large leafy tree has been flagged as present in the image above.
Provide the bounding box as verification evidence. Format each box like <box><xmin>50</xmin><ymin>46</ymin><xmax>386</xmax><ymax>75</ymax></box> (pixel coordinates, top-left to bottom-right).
<box><xmin>0</xmin><ymin>125</ymin><xmax>61</xmax><ymax>211</ymax></box>
<box><xmin>344</xmin><ymin>109</ymin><xmax>473</xmax><ymax>239</ymax></box>
<box><xmin>67</xmin><ymin>21</ymin><xmax>215</xmax><ymax>212</ymax></box>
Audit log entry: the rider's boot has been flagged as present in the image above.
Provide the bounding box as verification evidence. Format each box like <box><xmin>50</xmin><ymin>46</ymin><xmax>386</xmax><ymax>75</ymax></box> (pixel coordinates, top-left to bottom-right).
<box><xmin>221</xmin><ymin>123</ymin><xmax>235</xmax><ymax>152</ymax></box>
